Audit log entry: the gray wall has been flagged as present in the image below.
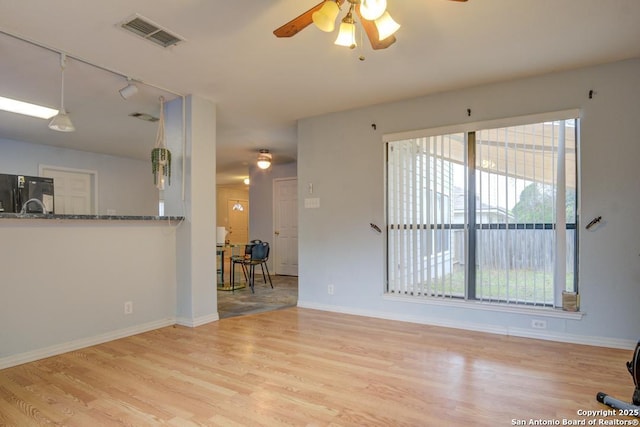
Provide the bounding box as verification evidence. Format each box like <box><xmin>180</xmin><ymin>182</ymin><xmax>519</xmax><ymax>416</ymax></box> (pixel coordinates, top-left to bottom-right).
<box><xmin>0</xmin><ymin>221</ymin><xmax>178</xmax><ymax>367</ymax></box>
<box><xmin>0</xmin><ymin>138</ymin><xmax>158</xmax><ymax>215</ymax></box>
<box><xmin>297</xmin><ymin>58</ymin><xmax>640</xmax><ymax>348</ymax></box>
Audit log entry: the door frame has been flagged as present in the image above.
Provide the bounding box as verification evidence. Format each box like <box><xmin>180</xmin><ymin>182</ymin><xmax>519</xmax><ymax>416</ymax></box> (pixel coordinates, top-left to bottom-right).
<box><xmin>272</xmin><ymin>177</ymin><xmax>298</xmax><ymax>276</ymax></box>
<box><xmin>39</xmin><ymin>164</ymin><xmax>99</xmax><ymax>214</ymax></box>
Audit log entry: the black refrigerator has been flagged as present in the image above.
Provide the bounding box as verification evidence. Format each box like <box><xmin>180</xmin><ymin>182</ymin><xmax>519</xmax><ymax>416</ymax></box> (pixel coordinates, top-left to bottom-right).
<box><xmin>0</xmin><ymin>173</ymin><xmax>54</xmax><ymax>213</ymax></box>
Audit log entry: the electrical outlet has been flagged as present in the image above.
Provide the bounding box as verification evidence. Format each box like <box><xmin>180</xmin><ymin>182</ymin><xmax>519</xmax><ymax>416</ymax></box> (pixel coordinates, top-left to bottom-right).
<box><xmin>327</xmin><ymin>284</ymin><xmax>334</xmax><ymax>295</ymax></box>
<box><xmin>531</xmin><ymin>319</ymin><xmax>547</xmax><ymax>329</ymax></box>
<box><xmin>124</xmin><ymin>301</ymin><xmax>133</xmax><ymax>314</ymax></box>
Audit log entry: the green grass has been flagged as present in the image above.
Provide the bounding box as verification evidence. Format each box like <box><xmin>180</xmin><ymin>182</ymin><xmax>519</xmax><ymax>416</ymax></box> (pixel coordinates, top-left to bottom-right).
<box><xmin>415</xmin><ymin>266</ymin><xmax>575</xmax><ymax>304</ymax></box>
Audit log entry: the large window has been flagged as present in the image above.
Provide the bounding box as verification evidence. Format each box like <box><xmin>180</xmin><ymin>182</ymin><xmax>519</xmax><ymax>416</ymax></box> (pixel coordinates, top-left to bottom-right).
<box><xmin>386</xmin><ymin>113</ymin><xmax>578</xmax><ymax>308</ymax></box>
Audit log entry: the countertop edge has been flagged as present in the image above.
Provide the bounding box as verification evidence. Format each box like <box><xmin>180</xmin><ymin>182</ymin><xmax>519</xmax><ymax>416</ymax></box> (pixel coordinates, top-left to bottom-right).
<box><xmin>0</xmin><ymin>213</ymin><xmax>185</xmax><ymax>221</ymax></box>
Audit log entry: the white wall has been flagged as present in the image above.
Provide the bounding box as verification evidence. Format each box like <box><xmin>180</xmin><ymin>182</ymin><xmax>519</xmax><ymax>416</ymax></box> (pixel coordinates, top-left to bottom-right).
<box><xmin>297</xmin><ymin>58</ymin><xmax>640</xmax><ymax>348</ymax></box>
<box><xmin>0</xmin><ymin>138</ymin><xmax>158</xmax><ymax>215</ymax></box>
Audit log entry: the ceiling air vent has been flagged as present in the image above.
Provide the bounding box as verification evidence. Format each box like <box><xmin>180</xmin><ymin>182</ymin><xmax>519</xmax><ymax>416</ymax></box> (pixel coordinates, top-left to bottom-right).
<box><xmin>129</xmin><ymin>112</ymin><xmax>159</xmax><ymax>122</ymax></box>
<box><xmin>120</xmin><ymin>14</ymin><xmax>184</xmax><ymax>48</ymax></box>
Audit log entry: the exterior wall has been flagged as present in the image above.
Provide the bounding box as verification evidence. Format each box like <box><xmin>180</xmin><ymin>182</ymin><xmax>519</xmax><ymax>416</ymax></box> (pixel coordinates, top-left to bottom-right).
<box><xmin>297</xmin><ymin>58</ymin><xmax>640</xmax><ymax>348</ymax></box>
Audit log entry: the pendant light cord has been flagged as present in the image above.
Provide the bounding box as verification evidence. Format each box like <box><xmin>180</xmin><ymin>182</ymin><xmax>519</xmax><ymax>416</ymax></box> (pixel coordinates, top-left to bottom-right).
<box><xmin>59</xmin><ymin>53</ymin><xmax>66</xmax><ymax>113</ymax></box>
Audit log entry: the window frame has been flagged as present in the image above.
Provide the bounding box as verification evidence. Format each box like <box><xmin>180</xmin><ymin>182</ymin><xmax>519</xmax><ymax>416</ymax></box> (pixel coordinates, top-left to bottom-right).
<box><xmin>384</xmin><ymin>109</ymin><xmax>581</xmax><ymax>311</ymax></box>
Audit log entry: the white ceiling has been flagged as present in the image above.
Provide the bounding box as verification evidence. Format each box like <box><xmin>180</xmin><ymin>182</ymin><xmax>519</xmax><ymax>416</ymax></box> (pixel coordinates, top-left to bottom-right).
<box><xmin>1</xmin><ymin>0</ymin><xmax>640</xmax><ymax>185</ymax></box>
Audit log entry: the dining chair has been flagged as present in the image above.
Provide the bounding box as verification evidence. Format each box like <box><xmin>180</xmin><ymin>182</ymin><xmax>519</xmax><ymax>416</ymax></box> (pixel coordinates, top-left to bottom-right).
<box><xmin>243</xmin><ymin>241</ymin><xmax>273</xmax><ymax>293</ymax></box>
<box><xmin>230</xmin><ymin>240</ymin><xmax>261</xmax><ymax>292</ymax></box>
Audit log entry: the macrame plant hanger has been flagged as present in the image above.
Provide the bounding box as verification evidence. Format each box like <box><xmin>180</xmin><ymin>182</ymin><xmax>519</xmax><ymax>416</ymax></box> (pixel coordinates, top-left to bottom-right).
<box><xmin>151</xmin><ymin>96</ymin><xmax>171</xmax><ymax>190</ymax></box>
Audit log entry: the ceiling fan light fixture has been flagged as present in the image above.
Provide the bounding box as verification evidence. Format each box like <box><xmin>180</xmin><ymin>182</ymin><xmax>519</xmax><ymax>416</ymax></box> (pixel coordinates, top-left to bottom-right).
<box><xmin>374</xmin><ymin>11</ymin><xmax>400</xmax><ymax>41</ymax></box>
<box><xmin>335</xmin><ymin>21</ymin><xmax>357</xmax><ymax>47</ymax></box>
<box><xmin>334</xmin><ymin>7</ymin><xmax>357</xmax><ymax>48</ymax></box>
<box><xmin>49</xmin><ymin>53</ymin><xmax>75</xmax><ymax>132</ymax></box>
<box><xmin>257</xmin><ymin>149</ymin><xmax>272</xmax><ymax>169</ymax></box>
<box><xmin>312</xmin><ymin>1</ymin><xmax>340</xmax><ymax>32</ymax></box>
<box><xmin>360</xmin><ymin>0</ymin><xmax>387</xmax><ymax>21</ymax></box>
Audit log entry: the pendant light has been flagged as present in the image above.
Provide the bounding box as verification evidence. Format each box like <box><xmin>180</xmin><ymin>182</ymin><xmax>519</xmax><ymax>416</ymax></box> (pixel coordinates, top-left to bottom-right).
<box><xmin>49</xmin><ymin>53</ymin><xmax>75</xmax><ymax>132</ymax></box>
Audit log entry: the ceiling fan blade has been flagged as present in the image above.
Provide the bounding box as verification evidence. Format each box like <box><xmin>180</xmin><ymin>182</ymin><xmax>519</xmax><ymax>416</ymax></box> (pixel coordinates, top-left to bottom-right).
<box><xmin>273</xmin><ymin>0</ymin><xmax>345</xmax><ymax>38</ymax></box>
<box><xmin>355</xmin><ymin>5</ymin><xmax>396</xmax><ymax>50</ymax></box>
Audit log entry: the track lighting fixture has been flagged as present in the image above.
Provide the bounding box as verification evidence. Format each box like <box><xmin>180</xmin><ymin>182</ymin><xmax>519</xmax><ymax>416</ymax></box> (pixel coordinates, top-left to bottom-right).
<box><xmin>48</xmin><ymin>53</ymin><xmax>75</xmax><ymax>132</ymax></box>
<box><xmin>119</xmin><ymin>78</ymin><xmax>139</xmax><ymax>100</ymax></box>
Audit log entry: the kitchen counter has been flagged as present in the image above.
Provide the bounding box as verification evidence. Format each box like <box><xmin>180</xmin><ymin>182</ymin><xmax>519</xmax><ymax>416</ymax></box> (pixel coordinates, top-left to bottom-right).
<box><xmin>0</xmin><ymin>213</ymin><xmax>184</xmax><ymax>221</ymax></box>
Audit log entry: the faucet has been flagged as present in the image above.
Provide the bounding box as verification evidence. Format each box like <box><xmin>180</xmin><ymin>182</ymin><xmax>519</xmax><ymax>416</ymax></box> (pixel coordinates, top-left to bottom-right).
<box><xmin>20</xmin><ymin>198</ymin><xmax>48</xmax><ymax>214</ymax></box>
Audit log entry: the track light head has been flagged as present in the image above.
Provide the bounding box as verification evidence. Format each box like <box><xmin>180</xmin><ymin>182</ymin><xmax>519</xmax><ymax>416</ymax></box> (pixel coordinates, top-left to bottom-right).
<box><xmin>119</xmin><ymin>80</ymin><xmax>139</xmax><ymax>99</ymax></box>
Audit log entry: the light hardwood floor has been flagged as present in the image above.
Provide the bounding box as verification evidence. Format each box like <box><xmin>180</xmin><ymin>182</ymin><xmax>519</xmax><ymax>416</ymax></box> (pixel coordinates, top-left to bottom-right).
<box><xmin>0</xmin><ymin>308</ymin><xmax>636</xmax><ymax>426</ymax></box>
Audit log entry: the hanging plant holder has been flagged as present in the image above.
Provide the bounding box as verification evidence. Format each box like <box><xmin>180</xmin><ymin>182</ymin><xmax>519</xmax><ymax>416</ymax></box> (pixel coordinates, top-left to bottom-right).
<box><xmin>151</xmin><ymin>96</ymin><xmax>171</xmax><ymax>190</ymax></box>
<box><xmin>151</xmin><ymin>147</ymin><xmax>171</xmax><ymax>188</ymax></box>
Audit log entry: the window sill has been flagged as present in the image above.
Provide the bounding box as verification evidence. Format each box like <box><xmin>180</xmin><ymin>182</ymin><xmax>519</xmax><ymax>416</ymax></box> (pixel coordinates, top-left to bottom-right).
<box><xmin>383</xmin><ymin>293</ymin><xmax>584</xmax><ymax>320</ymax></box>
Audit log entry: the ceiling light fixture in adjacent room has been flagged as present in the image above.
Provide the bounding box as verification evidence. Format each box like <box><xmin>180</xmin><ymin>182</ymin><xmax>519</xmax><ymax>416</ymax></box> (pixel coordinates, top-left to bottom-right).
<box><xmin>232</xmin><ymin>201</ymin><xmax>244</xmax><ymax>211</ymax></box>
<box><xmin>48</xmin><ymin>53</ymin><xmax>75</xmax><ymax>132</ymax></box>
<box><xmin>257</xmin><ymin>149</ymin><xmax>272</xmax><ymax>170</ymax></box>
<box><xmin>119</xmin><ymin>78</ymin><xmax>139</xmax><ymax>99</ymax></box>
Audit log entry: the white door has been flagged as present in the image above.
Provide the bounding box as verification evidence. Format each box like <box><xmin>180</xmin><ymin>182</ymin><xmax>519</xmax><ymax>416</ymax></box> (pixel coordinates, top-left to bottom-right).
<box><xmin>273</xmin><ymin>178</ymin><xmax>298</xmax><ymax>276</ymax></box>
<box><xmin>40</xmin><ymin>167</ymin><xmax>94</xmax><ymax>215</ymax></box>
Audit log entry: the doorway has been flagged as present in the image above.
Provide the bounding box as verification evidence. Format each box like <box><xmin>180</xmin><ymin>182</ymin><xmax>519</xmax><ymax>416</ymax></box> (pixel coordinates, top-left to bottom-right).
<box><xmin>40</xmin><ymin>165</ymin><xmax>96</xmax><ymax>214</ymax></box>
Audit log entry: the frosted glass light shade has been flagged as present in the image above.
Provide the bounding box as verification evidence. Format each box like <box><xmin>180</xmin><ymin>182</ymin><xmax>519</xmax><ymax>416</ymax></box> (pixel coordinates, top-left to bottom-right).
<box><xmin>375</xmin><ymin>11</ymin><xmax>400</xmax><ymax>40</ymax></box>
<box><xmin>334</xmin><ymin>22</ymin><xmax>357</xmax><ymax>47</ymax></box>
<box><xmin>360</xmin><ymin>0</ymin><xmax>387</xmax><ymax>21</ymax></box>
<box><xmin>257</xmin><ymin>150</ymin><xmax>272</xmax><ymax>169</ymax></box>
<box><xmin>48</xmin><ymin>110</ymin><xmax>75</xmax><ymax>132</ymax></box>
<box><xmin>312</xmin><ymin>1</ymin><xmax>340</xmax><ymax>32</ymax></box>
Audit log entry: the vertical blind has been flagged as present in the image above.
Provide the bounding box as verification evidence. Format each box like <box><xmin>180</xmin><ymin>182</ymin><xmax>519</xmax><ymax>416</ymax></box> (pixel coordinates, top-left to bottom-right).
<box><xmin>387</xmin><ymin>133</ymin><xmax>466</xmax><ymax>298</ymax></box>
<box><xmin>387</xmin><ymin>116</ymin><xmax>578</xmax><ymax>307</ymax></box>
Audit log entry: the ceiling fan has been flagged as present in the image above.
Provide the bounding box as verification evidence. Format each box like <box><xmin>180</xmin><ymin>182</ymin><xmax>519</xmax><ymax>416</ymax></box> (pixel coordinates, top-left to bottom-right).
<box><xmin>273</xmin><ymin>0</ymin><xmax>468</xmax><ymax>51</ymax></box>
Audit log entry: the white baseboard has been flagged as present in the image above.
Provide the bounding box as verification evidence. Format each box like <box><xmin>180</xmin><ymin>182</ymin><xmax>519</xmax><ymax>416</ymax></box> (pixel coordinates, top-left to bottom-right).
<box><xmin>297</xmin><ymin>301</ymin><xmax>636</xmax><ymax>350</ymax></box>
<box><xmin>175</xmin><ymin>312</ymin><xmax>219</xmax><ymax>328</ymax></box>
<box><xmin>0</xmin><ymin>318</ymin><xmax>176</xmax><ymax>370</ymax></box>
